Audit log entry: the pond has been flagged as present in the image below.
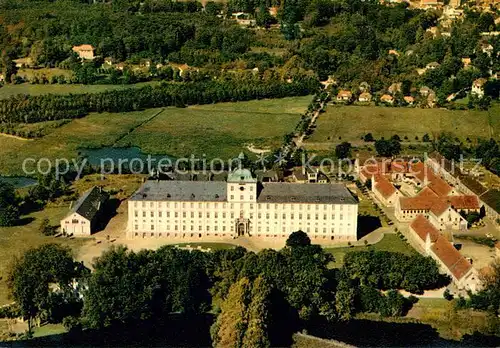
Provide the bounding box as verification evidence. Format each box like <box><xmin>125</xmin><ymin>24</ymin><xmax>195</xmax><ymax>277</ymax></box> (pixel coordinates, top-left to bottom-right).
<box><xmin>80</xmin><ymin>147</ymin><xmax>172</xmax><ymax>169</ymax></box>
<box><xmin>0</xmin><ymin>175</ymin><xmax>37</xmax><ymax>188</ymax></box>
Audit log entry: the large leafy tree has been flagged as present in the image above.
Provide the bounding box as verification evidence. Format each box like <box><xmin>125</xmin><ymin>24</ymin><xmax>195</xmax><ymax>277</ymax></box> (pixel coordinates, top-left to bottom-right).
<box><xmin>0</xmin><ymin>181</ymin><xmax>19</xmax><ymax>226</ymax></box>
<box><xmin>7</xmin><ymin>244</ymin><xmax>83</xmax><ymax>333</ymax></box>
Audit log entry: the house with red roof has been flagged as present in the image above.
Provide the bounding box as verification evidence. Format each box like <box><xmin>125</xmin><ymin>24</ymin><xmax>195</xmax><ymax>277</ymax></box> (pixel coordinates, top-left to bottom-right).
<box><xmin>410</xmin><ymin>214</ymin><xmax>481</xmax><ymax>292</ymax></box>
<box><xmin>371</xmin><ymin>174</ymin><xmax>400</xmax><ymax>206</ymax></box>
<box><xmin>395</xmin><ymin>188</ymin><xmax>480</xmax><ymax>228</ymax></box>
<box><xmin>428</xmin><ymin>201</ymin><xmax>467</xmax><ymax>231</ymax></box>
<box><xmin>72</xmin><ymin>44</ymin><xmax>95</xmax><ymax>60</ymax></box>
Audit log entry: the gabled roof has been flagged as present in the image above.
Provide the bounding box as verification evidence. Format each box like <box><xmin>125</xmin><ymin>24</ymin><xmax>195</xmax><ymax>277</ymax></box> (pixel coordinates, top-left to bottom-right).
<box><xmin>430</xmin><ymin>200</ymin><xmax>451</xmax><ymax>216</ymax></box>
<box><xmin>72</xmin><ymin>44</ymin><xmax>94</xmax><ymax>51</ymax></box>
<box><xmin>480</xmin><ymin>189</ymin><xmax>500</xmax><ymax>214</ymax></box>
<box><xmin>68</xmin><ymin>186</ymin><xmax>108</xmax><ymax>221</ymax></box>
<box><xmin>410</xmin><ymin>215</ymin><xmax>440</xmax><ymax>242</ymax></box>
<box><xmin>373</xmin><ymin>174</ymin><xmax>397</xmax><ymax>199</ymax></box>
<box><xmin>431</xmin><ymin>236</ymin><xmax>472</xmax><ymax>280</ymax></box>
<box><xmin>418</xmin><ymin>187</ymin><xmax>439</xmax><ymax>199</ymax></box>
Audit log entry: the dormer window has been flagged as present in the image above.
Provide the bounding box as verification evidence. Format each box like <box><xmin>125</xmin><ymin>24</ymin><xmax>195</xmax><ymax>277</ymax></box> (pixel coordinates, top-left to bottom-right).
<box><xmin>167</xmin><ymin>193</ymin><xmax>171</xmax><ymax>198</ymax></box>
<box><xmin>215</xmin><ymin>194</ymin><xmax>219</xmax><ymax>199</ymax></box>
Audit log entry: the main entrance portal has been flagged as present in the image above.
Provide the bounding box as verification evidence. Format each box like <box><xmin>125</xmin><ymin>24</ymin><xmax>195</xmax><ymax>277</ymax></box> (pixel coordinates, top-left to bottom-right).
<box><xmin>234</xmin><ymin>218</ymin><xmax>250</xmax><ymax>238</ymax></box>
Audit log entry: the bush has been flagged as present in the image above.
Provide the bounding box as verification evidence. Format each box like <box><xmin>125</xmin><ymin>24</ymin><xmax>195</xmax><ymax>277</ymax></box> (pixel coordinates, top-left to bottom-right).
<box><xmin>39</xmin><ymin>218</ymin><xmax>56</xmax><ymax>236</ymax></box>
<box><xmin>443</xmin><ymin>289</ymin><xmax>453</xmax><ymax>301</ymax></box>
<box><xmin>62</xmin><ymin>316</ymin><xmax>81</xmax><ymax>332</ymax></box>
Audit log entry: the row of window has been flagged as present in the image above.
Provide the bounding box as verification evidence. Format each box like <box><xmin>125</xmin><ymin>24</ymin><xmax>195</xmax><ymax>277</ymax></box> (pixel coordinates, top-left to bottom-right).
<box><xmin>133</xmin><ymin>201</ymin><xmax>353</xmax><ymax>211</ymax></box>
<box><xmin>134</xmin><ymin>224</ymin><xmax>354</xmax><ymax>234</ymax></box>
<box><xmin>134</xmin><ymin>211</ymin><xmax>349</xmax><ymax>221</ymax></box>
<box><xmin>133</xmin><ymin>232</ymin><xmax>354</xmax><ymax>240</ymax></box>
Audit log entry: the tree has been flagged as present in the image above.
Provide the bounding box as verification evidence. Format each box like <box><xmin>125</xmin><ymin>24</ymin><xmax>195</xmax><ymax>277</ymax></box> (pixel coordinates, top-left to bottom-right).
<box><xmin>242</xmin><ymin>277</ymin><xmax>272</xmax><ymax>348</ymax></box>
<box><xmin>39</xmin><ymin>218</ymin><xmax>55</xmax><ymax>236</ymax></box>
<box><xmin>211</xmin><ymin>277</ymin><xmax>252</xmax><ymax>347</ymax></box>
<box><xmin>0</xmin><ymin>181</ymin><xmax>20</xmax><ymax>226</ymax></box>
<box><xmin>335</xmin><ymin>142</ymin><xmax>352</xmax><ymax>159</ymax></box>
<box><xmin>374</xmin><ymin>139</ymin><xmax>401</xmax><ymax>157</ymax></box>
<box><xmin>364</xmin><ymin>133</ymin><xmax>374</xmax><ymax>142</ymax></box>
<box><xmin>286</xmin><ymin>230</ymin><xmax>311</xmax><ymax>248</ymax></box>
<box><xmin>7</xmin><ymin>244</ymin><xmax>82</xmax><ymax>334</ymax></box>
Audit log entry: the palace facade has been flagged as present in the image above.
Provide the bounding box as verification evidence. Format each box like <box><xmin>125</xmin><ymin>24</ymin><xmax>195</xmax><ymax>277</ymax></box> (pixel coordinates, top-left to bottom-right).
<box><xmin>127</xmin><ymin>169</ymin><xmax>358</xmax><ymax>242</ymax></box>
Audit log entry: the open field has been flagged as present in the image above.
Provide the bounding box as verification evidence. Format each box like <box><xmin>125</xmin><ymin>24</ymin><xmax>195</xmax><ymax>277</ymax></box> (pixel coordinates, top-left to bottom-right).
<box><xmin>0</xmin><ymin>109</ymin><xmax>159</xmax><ymax>175</ymax></box>
<box><xmin>115</xmin><ymin>97</ymin><xmax>309</xmax><ymax>159</ymax></box>
<box><xmin>0</xmin><ymin>81</ymin><xmax>158</xmax><ymax>99</ymax></box>
<box><xmin>324</xmin><ymin>233</ymin><xmax>415</xmax><ymax>268</ymax></box>
<box><xmin>306</xmin><ymin>105</ymin><xmax>500</xmax><ymax>148</ymax></box>
<box><xmin>0</xmin><ymin>96</ymin><xmax>310</xmax><ymax>175</ymax></box>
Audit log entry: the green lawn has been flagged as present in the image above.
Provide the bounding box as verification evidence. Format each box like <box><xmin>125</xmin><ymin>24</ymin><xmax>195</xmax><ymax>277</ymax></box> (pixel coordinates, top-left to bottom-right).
<box><xmin>0</xmin><ymin>109</ymin><xmax>158</xmax><ymax>175</ymax></box>
<box><xmin>0</xmin><ymin>96</ymin><xmax>310</xmax><ymax>175</ymax></box>
<box><xmin>0</xmin><ymin>81</ymin><xmax>158</xmax><ymax>99</ymax></box>
<box><xmin>115</xmin><ymin>97</ymin><xmax>309</xmax><ymax>159</ymax></box>
<box><xmin>0</xmin><ymin>207</ymin><xmax>88</xmax><ymax>305</ymax></box>
<box><xmin>307</xmin><ymin>104</ymin><xmax>500</xmax><ymax>145</ymax></box>
<box><xmin>324</xmin><ymin>234</ymin><xmax>416</xmax><ymax>268</ymax></box>
<box><xmin>174</xmin><ymin>242</ymin><xmax>237</xmax><ymax>250</ymax></box>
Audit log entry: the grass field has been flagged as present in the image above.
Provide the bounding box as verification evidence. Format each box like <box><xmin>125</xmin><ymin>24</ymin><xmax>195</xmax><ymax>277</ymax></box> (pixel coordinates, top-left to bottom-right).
<box><xmin>324</xmin><ymin>233</ymin><xmax>416</xmax><ymax>268</ymax></box>
<box><xmin>0</xmin><ymin>207</ymin><xmax>88</xmax><ymax>305</ymax></box>
<box><xmin>306</xmin><ymin>104</ymin><xmax>500</xmax><ymax>147</ymax></box>
<box><xmin>0</xmin><ymin>81</ymin><xmax>158</xmax><ymax>99</ymax></box>
<box><xmin>0</xmin><ymin>109</ymin><xmax>159</xmax><ymax>175</ymax></box>
<box><xmin>115</xmin><ymin>97</ymin><xmax>309</xmax><ymax>159</ymax></box>
<box><xmin>0</xmin><ymin>96</ymin><xmax>310</xmax><ymax>175</ymax></box>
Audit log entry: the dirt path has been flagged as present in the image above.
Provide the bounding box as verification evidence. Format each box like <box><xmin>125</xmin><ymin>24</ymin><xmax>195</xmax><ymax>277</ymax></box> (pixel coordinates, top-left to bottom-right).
<box><xmin>0</xmin><ymin>133</ymin><xmax>32</xmax><ymax>141</ymax></box>
<box><xmin>111</xmin><ymin>108</ymin><xmax>165</xmax><ymax>146</ymax></box>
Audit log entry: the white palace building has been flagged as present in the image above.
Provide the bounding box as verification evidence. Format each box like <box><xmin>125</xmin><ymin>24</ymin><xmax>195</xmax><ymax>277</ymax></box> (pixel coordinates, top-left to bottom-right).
<box><xmin>127</xmin><ymin>169</ymin><xmax>358</xmax><ymax>242</ymax></box>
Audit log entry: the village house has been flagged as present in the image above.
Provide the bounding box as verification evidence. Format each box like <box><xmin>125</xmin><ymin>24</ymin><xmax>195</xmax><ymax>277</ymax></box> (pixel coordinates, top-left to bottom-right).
<box><xmin>231</xmin><ymin>12</ymin><xmax>256</xmax><ymax>26</ymax></box>
<box><xmin>426</xmin><ymin>152</ymin><xmax>500</xmax><ymax>225</ymax></box>
<box><xmin>72</xmin><ymin>44</ymin><xmax>95</xmax><ymax>60</ymax></box>
<box><xmin>387</xmin><ymin>82</ymin><xmax>402</xmax><ymax>95</ymax></box>
<box><xmin>358</xmin><ymin>92</ymin><xmax>372</xmax><ymax>102</ymax></box>
<box><xmin>292</xmin><ymin>167</ymin><xmax>328</xmax><ymax>184</ymax></box>
<box><xmin>380</xmin><ymin>94</ymin><xmax>394</xmax><ymax>104</ymax></box>
<box><xmin>420</xmin><ymin>0</ymin><xmax>444</xmax><ymax>9</ymax></box>
<box><xmin>409</xmin><ymin>215</ymin><xmax>481</xmax><ymax>293</ymax></box>
<box><xmin>60</xmin><ymin>186</ymin><xmax>109</xmax><ymax>236</ymax></box>
<box><xmin>403</xmin><ymin>96</ymin><xmax>415</xmax><ymax>105</ymax></box>
<box><xmin>388</xmin><ymin>49</ymin><xmax>400</xmax><ymax>57</ymax></box>
<box><xmin>371</xmin><ymin>174</ymin><xmax>400</xmax><ymax>207</ymax></box>
<box><xmin>481</xmin><ymin>43</ymin><xmax>494</xmax><ymax>57</ymax></box>
<box><xmin>13</xmin><ymin>57</ymin><xmax>34</xmax><ymax>68</ymax></box>
<box><xmin>461</xmin><ymin>57</ymin><xmax>472</xmax><ymax>69</ymax></box>
<box><xmin>420</xmin><ymin>86</ymin><xmax>431</xmax><ymax>96</ymax></box>
<box><xmin>471</xmin><ymin>78</ymin><xmax>487</xmax><ymax>98</ymax></box>
<box><xmin>426</xmin><ymin>61</ymin><xmax>440</xmax><ymax>70</ymax></box>
<box><xmin>336</xmin><ymin>90</ymin><xmax>352</xmax><ymax>102</ymax></box>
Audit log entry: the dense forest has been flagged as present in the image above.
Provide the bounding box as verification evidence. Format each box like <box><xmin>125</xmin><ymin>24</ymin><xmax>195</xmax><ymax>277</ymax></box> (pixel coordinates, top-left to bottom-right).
<box><xmin>0</xmin><ymin>0</ymin><xmax>498</xmax><ymax>106</ymax></box>
<box><xmin>3</xmin><ymin>232</ymin><xmax>462</xmax><ymax>346</ymax></box>
<box><xmin>0</xmin><ymin>76</ymin><xmax>319</xmax><ymax>123</ymax></box>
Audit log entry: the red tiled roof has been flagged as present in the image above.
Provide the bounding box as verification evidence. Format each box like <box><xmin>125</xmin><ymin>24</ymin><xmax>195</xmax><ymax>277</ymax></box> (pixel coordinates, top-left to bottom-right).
<box><xmin>399</xmin><ymin>194</ymin><xmax>480</xmax><ymax>213</ymax></box>
<box><xmin>374</xmin><ymin>175</ymin><xmax>397</xmax><ymax>199</ymax></box>
<box><xmin>429</xmin><ymin>200</ymin><xmax>450</xmax><ymax>216</ymax></box>
<box><xmin>431</xmin><ymin>236</ymin><xmax>472</xmax><ymax>280</ymax></box>
<box><xmin>495</xmin><ymin>242</ymin><xmax>500</xmax><ymax>250</ymax></box>
<box><xmin>417</xmin><ymin>187</ymin><xmax>439</xmax><ymax>199</ymax></box>
<box><xmin>410</xmin><ymin>215</ymin><xmax>440</xmax><ymax>242</ymax></box>
<box><xmin>72</xmin><ymin>44</ymin><xmax>94</xmax><ymax>51</ymax></box>
<box><xmin>428</xmin><ymin>176</ymin><xmax>453</xmax><ymax>197</ymax></box>
<box><xmin>399</xmin><ymin>196</ymin><xmax>435</xmax><ymax>211</ymax></box>
<box><xmin>448</xmin><ymin>195</ymin><xmax>480</xmax><ymax>210</ymax></box>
